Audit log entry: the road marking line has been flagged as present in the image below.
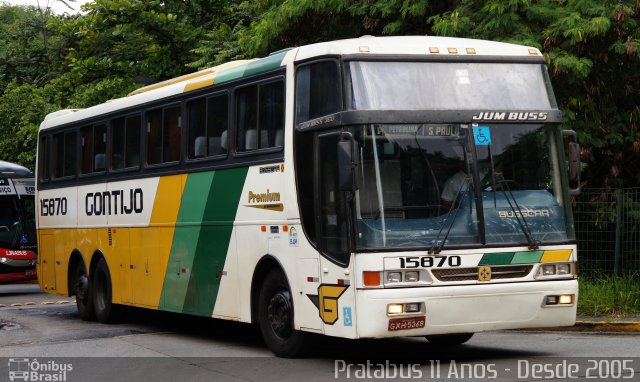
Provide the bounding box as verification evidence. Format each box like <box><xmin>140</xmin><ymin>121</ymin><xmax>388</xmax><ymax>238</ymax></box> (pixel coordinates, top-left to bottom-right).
<box><xmin>10</xmin><ymin>303</ymin><xmax>23</xmax><ymax>307</ymax></box>
<box><xmin>24</xmin><ymin>302</ymin><xmax>36</xmax><ymax>305</ymax></box>
<box><xmin>42</xmin><ymin>301</ymin><xmax>55</xmax><ymax>305</ymax></box>
<box><xmin>57</xmin><ymin>300</ymin><xmax>70</xmax><ymax>304</ymax></box>
<box><xmin>0</xmin><ymin>304</ymin><xmax>5</xmax><ymax>308</ymax></box>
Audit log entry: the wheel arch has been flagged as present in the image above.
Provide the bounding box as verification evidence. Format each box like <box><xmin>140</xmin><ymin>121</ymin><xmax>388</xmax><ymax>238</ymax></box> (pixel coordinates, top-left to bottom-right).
<box><xmin>250</xmin><ymin>254</ymin><xmax>291</xmax><ymax>324</ymax></box>
<box><xmin>66</xmin><ymin>249</ymin><xmax>86</xmax><ymax>297</ymax></box>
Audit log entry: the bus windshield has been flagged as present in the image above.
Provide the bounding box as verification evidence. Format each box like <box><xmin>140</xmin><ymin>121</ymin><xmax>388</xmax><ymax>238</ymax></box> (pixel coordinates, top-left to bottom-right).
<box><xmin>351</xmin><ymin>123</ymin><xmax>573</xmax><ymax>250</ymax></box>
<box><xmin>348</xmin><ymin>61</ymin><xmax>555</xmax><ymax>110</ymax></box>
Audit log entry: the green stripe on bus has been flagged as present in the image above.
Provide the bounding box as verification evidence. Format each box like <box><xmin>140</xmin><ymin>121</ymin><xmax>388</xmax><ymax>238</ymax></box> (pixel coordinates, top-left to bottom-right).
<box><xmin>214</xmin><ymin>64</ymin><xmax>250</xmax><ymax>84</ymax></box>
<box><xmin>182</xmin><ymin>166</ymin><xmax>249</xmax><ymax>316</ymax></box>
<box><xmin>214</xmin><ymin>50</ymin><xmax>288</xmax><ymax>85</ymax></box>
<box><xmin>478</xmin><ymin>252</ymin><xmax>515</xmax><ymax>266</ymax></box>
<box><xmin>511</xmin><ymin>251</ymin><xmax>543</xmax><ymax>264</ymax></box>
<box><xmin>160</xmin><ymin>171</ymin><xmax>215</xmax><ymax>312</ymax></box>
<box><xmin>242</xmin><ymin>50</ymin><xmax>288</xmax><ymax>77</ymax></box>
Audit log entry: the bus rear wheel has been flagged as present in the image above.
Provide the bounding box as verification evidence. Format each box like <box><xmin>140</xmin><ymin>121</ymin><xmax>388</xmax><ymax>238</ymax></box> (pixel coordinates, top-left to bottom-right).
<box><xmin>92</xmin><ymin>258</ymin><xmax>120</xmax><ymax>323</ymax></box>
<box><xmin>425</xmin><ymin>333</ymin><xmax>474</xmax><ymax>346</ymax></box>
<box><xmin>258</xmin><ymin>269</ymin><xmax>307</xmax><ymax>358</ymax></box>
<box><xmin>73</xmin><ymin>263</ymin><xmax>95</xmax><ymax>321</ymax></box>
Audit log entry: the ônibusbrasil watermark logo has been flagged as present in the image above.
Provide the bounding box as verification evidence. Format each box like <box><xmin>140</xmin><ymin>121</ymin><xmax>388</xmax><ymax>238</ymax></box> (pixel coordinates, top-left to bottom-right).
<box><xmin>8</xmin><ymin>358</ymin><xmax>73</xmax><ymax>381</ymax></box>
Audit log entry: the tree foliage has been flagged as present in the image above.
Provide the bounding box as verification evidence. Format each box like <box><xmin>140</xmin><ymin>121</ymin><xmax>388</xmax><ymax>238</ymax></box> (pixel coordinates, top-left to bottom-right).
<box><xmin>0</xmin><ymin>0</ymin><xmax>638</xmax><ymax>190</ymax></box>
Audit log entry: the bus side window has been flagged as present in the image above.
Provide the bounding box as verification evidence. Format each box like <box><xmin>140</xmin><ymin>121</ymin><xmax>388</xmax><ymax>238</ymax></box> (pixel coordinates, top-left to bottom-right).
<box><xmin>111</xmin><ymin>118</ymin><xmax>126</xmax><ymax>170</ymax></box>
<box><xmin>163</xmin><ymin>106</ymin><xmax>181</xmax><ymax>162</ymax></box>
<box><xmin>94</xmin><ymin>124</ymin><xmax>106</xmax><ymax>172</ymax></box>
<box><xmin>236</xmin><ymin>79</ymin><xmax>284</xmax><ymax>153</ymax></box>
<box><xmin>80</xmin><ymin>125</ymin><xmax>93</xmax><ymax>174</ymax></box>
<box><xmin>52</xmin><ymin>131</ymin><xmax>77</xmax><ymax>179</ymax></box>
<box><xmin>146</xmin><ymin>109</ymin><xmax>163</xmax><ymax>165</ymax></box>
<box><xmin>125</xmin><ymin>115</ymin><xmax>141</xmax><ymax>168</ymax></box>
<box><xmin>207</xmin><ymin>94</ymin><xmax>228</xmax><ymax>156</ymax></box>
<box><xmin>259</xmin><ymin>81</ymin><xmax>284</xmax><ymax>149</ymax></box>
<box><xmin>38</xmin><ymin>136</ymin><xmax>50</xmax><ymax>182</ymax></box>
<box><xmin>236</xmin><ymin>85</ymin><xmax>258</xmax><ymax>152</ymax></box>
<box><xmin>80</xmin><ymin>124</ymin><xmax>106</xmax><ymax>174</ymax></box>
<box><xmin>187</xmin><ymin>98</ymin><xmax>207</xmax><ymax>158</ymax></box>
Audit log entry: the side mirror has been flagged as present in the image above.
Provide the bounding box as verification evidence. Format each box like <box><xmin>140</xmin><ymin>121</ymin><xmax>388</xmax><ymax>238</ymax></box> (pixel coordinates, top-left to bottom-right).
<box><xmin>562</xmin><ymin>130</ymin><xmax>581</xmax><ymax>195</ymax></box>
<box><xmin>337</xmin><ymin>133</ymin><xmax>359</xmax><ymax>192</ymax></box>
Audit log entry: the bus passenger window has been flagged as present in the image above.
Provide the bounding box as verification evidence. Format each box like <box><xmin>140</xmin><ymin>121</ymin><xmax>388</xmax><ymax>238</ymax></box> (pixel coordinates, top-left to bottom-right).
<box><xmin>94</xmin><ymin>124</ymin><xmax>106</xmax><ymax>171</ymax></box>
<box><xmin>187</xmin><ymin>98</ymin><xmax>206</xmax><ymax>158</ymax></box>
<box><xmin>125</xmin><ymin>115</ymin><xmax>141</xmax><ymax>168</ymax></box>
<box><xmin>111</xmin><ymin>118</ymin><xmax>126</xmax><ymax>170</ymax></box>
<box><xmin>236</xmin><ymin>85</ymin><xmax>258</xmax><ymax>152</ymax></box>
<box><xmin>146</xmin><ymin>109</ymin><xmax>163</xmax><ymax>165</ymax></box>
<box><xmin>236</xmin><ymin>80</ymin><xmax>284</xmax><ymax>153</ymax></box>
<box><xmin>163</xmin><ymin>106</ymin><xmax>181</xmax><ymax>163</ymax></box>
<box><xmin>80</xmin><ymin>124</ymin><xmax>106</xmax><ymax>174</ymax></box>
<box><xmin>259</xmin><ymin>81</ymin><xmax>284</xmax><ymax>149</ymax></box>
<box><xmin>80</xmin><ymin>125</ymin><xmax>93</xmax><ymax>174</ymax></box>
<box><xmin>207</xmin><ymin>94</ymin><xmax>228</xmax><ymax>156</ymax></box>
<box><xmin>52</xmin><ymin>131</ymin><xmax>76</xmax><ymax>178</ymax></box>
<box><xmin>38</xmin><ymin>136</ymin><xmax>50</xmax><ymax>181</ymax></box>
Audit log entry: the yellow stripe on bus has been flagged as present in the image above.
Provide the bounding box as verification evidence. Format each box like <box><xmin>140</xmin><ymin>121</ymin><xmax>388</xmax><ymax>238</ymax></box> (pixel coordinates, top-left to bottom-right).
<box><xmin>541</xmin><ymin>249</ymin><xmax>572</xmax><ymax>262</ymax></box>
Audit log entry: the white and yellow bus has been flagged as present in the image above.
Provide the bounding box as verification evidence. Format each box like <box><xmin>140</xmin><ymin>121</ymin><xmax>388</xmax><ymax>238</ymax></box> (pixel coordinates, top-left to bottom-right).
<box><xmin>36</xmin><ymin>36</ymin><xmax>580</xmax><ymax>357</ymax></box>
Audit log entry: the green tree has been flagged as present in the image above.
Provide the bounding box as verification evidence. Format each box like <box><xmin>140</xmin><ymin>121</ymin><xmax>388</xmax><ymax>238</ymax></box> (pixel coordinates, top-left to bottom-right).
<box><xmin>429</xmin><ymin>0</ymin><xmax>640</xmax><ymax>188</ymax></box>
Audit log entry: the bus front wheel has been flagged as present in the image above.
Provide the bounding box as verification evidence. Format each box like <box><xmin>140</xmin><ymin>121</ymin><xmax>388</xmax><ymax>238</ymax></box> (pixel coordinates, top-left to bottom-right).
<box><xmin>425</xmin><ymin>333</ymin><xmax>474</xmax><ymax>346</ymax></box>
<box><xmin>258</xmin><ymin>269</ymin><xmax>307</xmax><ymax>358</ymax></box>
<box><xmin>91</xmin><ymin>258</ymin><xmax>120</xmax><ymax>323</ymax></box>
<box><xmin>73</xmin><ymin>263</ymin><xmax>95</xmax><ymax>321</ymax></box>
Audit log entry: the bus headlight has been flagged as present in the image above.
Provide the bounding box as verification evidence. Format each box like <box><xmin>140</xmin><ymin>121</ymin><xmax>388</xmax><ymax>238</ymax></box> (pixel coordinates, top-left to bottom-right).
<box><xmin>536</xmin><ymin>262</ymin><xmax>575</xmax><ymax>279</ymax></box>
<box><xmin>405</xmin><ymin>271</ymin><xmax>419</xmax><ymax>282</ymax></box>
<box><xmin>387</xmin><ymin>272</ymin><xmax>402</xmax><ymax>283</ymax></box>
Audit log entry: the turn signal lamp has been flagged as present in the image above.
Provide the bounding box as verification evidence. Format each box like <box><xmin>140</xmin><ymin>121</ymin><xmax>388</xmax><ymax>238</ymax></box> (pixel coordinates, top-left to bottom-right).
<box><xmin>363</xmin><ymin>271</ymin><xmax>381</xmax><ymax>287</ymax></box>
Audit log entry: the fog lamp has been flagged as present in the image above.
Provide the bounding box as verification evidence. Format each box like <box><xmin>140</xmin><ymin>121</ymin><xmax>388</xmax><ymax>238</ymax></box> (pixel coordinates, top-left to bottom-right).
<box><xmin>387</xmin><ymin>304</ymin><xmax>404</xmax><ymax>314</ymax></box>
<box><xmin>405</xmin><ymin>303</ymin><xmax>421</xmax><ymax>313</ymax></box>
<box><xmin>559</xmin><ymin>295</ymin><xmax>574</xmax><ymax>305</ymax></box>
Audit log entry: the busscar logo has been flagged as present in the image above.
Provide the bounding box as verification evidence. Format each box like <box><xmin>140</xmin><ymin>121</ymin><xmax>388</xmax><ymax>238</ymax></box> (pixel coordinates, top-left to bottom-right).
<box><xmin>472</xmin><ymin>111</ymin><xmax>549</xmax><ymax>122</ymax></box>
<box><xmin>8</xmin><ymin>358</ymin><xmax>73</xmax><ymax>382</ymax></box>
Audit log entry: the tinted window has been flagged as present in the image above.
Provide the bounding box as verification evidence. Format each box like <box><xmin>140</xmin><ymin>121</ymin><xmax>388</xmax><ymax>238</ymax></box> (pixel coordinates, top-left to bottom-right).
<box><xmin>236</xmin><ymin>80</ymin><xmax>284</xmax><ymax>152</ymax></box>
<box><xmin>147</xmin><ymin>106</ymin><xmax>181</xmax><ymax>165</ymax></box>
<box><xmin>296</xmin><ymin>61</ymin><xmax>340</xmax><ymax>123</ymax></box>
<box><xmin>38</xmin><ymin>136</ymin><xmax>49</xmax><ymax>181</ymax></box>
<box><xmin>52</xmin><ymin>131</ymin><xmax>76</xmax><ymax>178</ymax></box>
<box><xmin>112</xmin><ymin>115</ymin><xmax>141</xmax><ymax>170</ymax></box>
<box><xmin>80</xmin><ymin>124</ymin><xmax>106</xmax><ymax>174</ymax></box>
<box><xmin>146</xmin><ymin>109</ymin><xmax>163</xmax><ymax>165</ymax></box>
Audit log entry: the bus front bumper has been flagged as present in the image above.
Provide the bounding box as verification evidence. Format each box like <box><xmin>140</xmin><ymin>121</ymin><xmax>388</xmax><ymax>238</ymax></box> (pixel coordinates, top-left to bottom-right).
<box><xmin>355</xmin><ymin>280</ymin><xmax>578</xmax><ymax>338</ymax></box>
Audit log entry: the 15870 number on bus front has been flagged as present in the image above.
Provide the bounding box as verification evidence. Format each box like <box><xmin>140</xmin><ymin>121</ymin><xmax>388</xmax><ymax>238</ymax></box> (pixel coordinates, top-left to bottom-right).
<box><xmin>399</xmin><ymin>256</ymin><xmax>461</xmax><ymax>268</ymax></box>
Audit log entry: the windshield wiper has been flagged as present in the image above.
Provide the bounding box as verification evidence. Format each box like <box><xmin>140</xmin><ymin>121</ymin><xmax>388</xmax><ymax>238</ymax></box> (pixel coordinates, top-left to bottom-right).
<box><xmin>428</xmin><ymin>177</ymin><xmax>470</xmax><ymax>254</ymax></box>
<box><xmin>499</xmin><ymin>181</ymin><xmax>540</xmax><ymax>250</ymax></box>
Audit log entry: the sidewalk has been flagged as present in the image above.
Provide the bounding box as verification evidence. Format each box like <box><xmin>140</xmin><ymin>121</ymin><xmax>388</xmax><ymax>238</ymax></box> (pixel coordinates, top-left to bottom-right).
<box><xmin>572</xmin><ymin>315</ymin><xmax>640</xmax><ymax>332</ymax></box>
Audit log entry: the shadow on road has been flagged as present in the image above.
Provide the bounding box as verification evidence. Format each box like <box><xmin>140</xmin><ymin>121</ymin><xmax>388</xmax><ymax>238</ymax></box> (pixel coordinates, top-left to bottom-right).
<box><xmin>93</xmin><ymin>306</ymin><xmax>550</xmax><ymax>362</ymax></box>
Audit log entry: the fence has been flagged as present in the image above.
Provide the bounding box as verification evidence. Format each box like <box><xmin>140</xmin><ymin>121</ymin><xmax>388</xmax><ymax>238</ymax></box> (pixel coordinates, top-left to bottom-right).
<box><xmin>573</xmin><ymin>188</ymin><xmax>640</xmax><ymax>276</ymax></box>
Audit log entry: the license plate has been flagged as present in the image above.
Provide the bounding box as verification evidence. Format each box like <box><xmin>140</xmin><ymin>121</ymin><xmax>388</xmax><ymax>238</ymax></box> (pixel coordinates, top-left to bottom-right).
<box><xmin>388</xmin><ymin>316</ymin><xmax>426</xmax><ymax>331</ymax></box>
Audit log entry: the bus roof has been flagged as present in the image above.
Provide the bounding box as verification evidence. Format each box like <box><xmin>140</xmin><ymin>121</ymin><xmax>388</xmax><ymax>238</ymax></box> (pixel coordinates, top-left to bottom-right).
<box><xmin>39</xmin><ymin>36</ymin><xmax>542</xmax><ymax>131</ymax></box>
<box><xmin>0</xmin><ymin>160</ymin><xmax>32</xmax><ymax>178</ymax></box>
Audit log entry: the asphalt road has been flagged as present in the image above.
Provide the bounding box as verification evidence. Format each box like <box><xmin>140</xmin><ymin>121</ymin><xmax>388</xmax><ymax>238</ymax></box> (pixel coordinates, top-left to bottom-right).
<box><xmin>2</xmin><ymin>283</ymin><xmax>640</xmax><ymax>382</ymax></box>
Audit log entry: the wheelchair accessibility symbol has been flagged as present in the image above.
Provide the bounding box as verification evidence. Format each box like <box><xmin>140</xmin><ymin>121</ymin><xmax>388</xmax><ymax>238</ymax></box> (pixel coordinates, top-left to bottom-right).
<box><xmin>473</xmin><ymin>126</ymin><xmax>492</xmax><ymax>146</ymax></box>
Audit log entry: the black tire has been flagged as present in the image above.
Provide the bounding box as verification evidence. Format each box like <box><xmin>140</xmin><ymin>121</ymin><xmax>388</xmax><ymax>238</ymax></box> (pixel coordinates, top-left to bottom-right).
<box><xmin>73</xmin><ymin>262</ymin><xmax>95</xmax><ymax>321</ymax></box>
<box><xmin>425</xmin><ymin>333</ymin><xmax>474</xmax><ymax>346</ymax></box>
<box><xmin>92</xmin><ymin>258</ymin><xmax>120</xmax><ymax>323</ymax></box>
<box><xmin>258</xmin><ymin>269</ymin><xmax>307</xmax><ymax>358</ymax></box>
